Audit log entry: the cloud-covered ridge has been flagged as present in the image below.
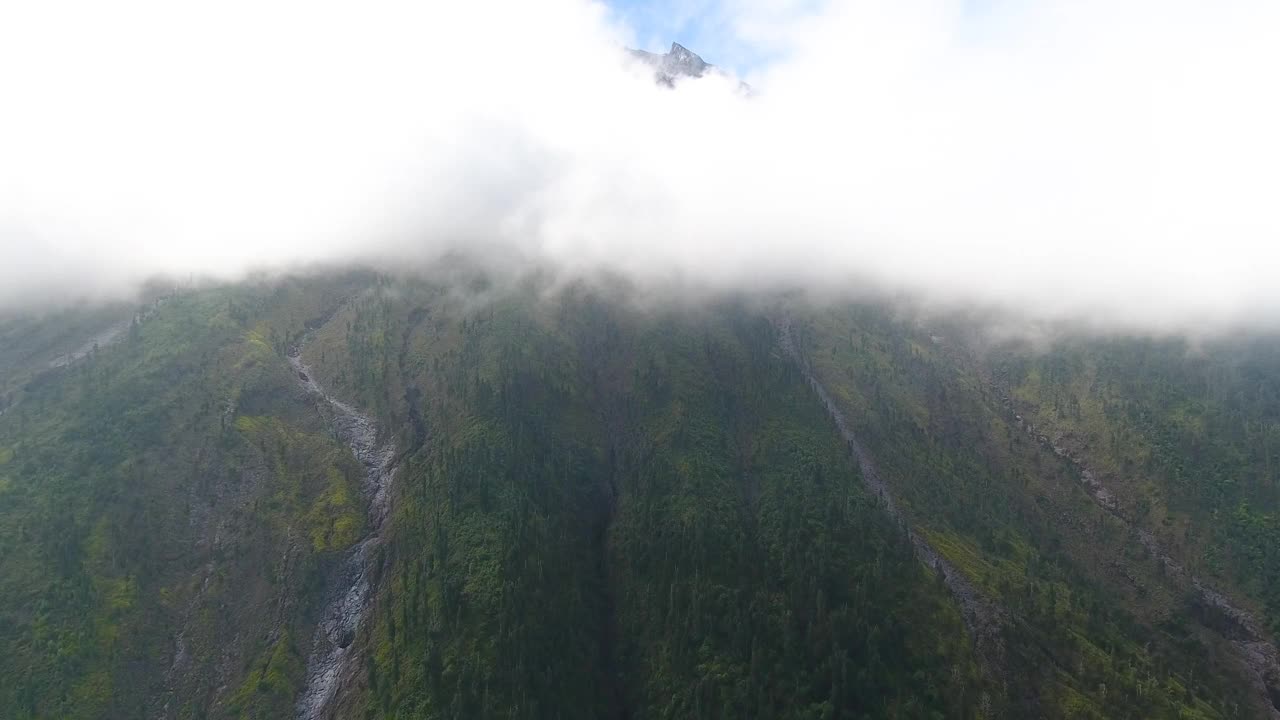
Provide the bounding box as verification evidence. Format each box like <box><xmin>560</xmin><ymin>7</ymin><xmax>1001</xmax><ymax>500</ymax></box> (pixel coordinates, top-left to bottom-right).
<box><xmin>1</xmin><ymin>0</ymin><xmax>1278</xmax><ymax>330</ymax></box>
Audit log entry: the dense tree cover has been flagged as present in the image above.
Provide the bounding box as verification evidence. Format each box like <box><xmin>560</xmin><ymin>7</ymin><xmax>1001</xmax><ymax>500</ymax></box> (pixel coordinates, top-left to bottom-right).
<box><xmin>315</xmin><ymin>283</ymin><xmax>981</xmax><ymax>718</ymax></box>
<box><xmin>606</xmin><ymin>308</ymin><xmax>980</xmax><ymax>719</ymax></box>
<box><xmin>993</xmin><ymin>334</ymin><xmax>1280</xmax><ymax>637</ymax></box>
<box><xmin>799</xmin><ymin>306</ymin><xmax>1263</xmax><ymax>718</ymax></box>
<box><xmin>0</xmin><ymin>302</ymin><xmax>135</xmax><ymax>414</ymax></box>
<box><xmin>2</xmin><ymin>271</ymin><xmax>1278</xmax><ymax>719</ymax></box>
<box><xmin>0</xmin><ymin>281</ymin><xmax>368</xmax><ymax>719</ymax></box>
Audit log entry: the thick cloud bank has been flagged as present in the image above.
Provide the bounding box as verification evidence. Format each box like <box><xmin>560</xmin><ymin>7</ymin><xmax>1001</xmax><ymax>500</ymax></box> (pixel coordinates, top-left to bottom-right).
<box><xmin>1</xmin><ymin>0</ymin><xmax>1278</xmax><ymax>330</ymax></box>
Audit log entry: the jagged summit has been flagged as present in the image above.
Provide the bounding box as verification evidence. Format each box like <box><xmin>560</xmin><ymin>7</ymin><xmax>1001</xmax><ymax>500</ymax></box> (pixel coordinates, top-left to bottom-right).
<box><xmin>628</xmin><ymin>41</ymin><xmax>713</xmax><ymax>86</ymax></box>
<box><xmin>662</xmin><ymin>42</ymin><xmax>710</xmax><ymax>77</ymax></box>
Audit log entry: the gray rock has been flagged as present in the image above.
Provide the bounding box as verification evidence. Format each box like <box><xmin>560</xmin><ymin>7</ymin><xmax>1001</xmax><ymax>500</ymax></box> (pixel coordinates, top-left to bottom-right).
<box><xmin>628</xmin><ymin>42</ymin><xmax>714</xmax><ymax>87</ymax></box>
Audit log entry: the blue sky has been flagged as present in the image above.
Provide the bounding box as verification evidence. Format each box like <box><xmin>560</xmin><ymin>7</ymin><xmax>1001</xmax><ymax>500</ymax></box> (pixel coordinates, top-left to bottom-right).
<box><xmin>605</xmin><ymin>0</ymin><xmax>1010</xmax><ymax>76</ymax></box>
<box><xmin>605</xmin><ymin>0</ymin><xmax>771</xmax><ymax>75</ymax></box>
<box><xmin>606</xmin><ymin>0</ymin><xmax>717</xmax><ymax>52</ymax></box>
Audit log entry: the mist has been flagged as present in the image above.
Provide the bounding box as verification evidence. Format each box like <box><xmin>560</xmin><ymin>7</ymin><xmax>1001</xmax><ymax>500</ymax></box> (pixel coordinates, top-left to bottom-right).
<box><xmin>2</xmin><ymin>0</ymin><xmax>1278</xmax><ymax>332</ymax></box>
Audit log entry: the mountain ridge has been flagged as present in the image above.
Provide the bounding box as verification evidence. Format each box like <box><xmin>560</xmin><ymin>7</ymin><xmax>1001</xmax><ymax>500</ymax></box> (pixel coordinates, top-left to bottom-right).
<box><xmin>628</xmin><ymin>41</ymin><xmax>717</xmax><ymax>86</ymax></box>
<box><xmin>4</xmin><ymin>270</ymin><xmax>1280</xmax><ymax>717</ymax></box>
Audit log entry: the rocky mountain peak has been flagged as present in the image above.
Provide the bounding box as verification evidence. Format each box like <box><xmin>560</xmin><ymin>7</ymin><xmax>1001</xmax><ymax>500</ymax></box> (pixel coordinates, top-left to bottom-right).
<box><xmin>666</xmin><ymin>42</ymin><xmax>709</xmax><ymax>76</ymax></box>
<box><xmin>628</xmin><ymin>41</ymin><xmax>713</xmax><ymax>86</ymax></box>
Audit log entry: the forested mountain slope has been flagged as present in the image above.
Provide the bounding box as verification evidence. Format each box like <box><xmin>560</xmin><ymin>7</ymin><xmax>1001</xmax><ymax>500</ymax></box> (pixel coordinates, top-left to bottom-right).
<box><xmin>1</xmin><ymin>269</ymin><xmax>1277</xmax><ymax>718</ymax></box>
<box><xmin>795</xmin><ymin>307</ymin><xmax>1280</xmax><ymax>719</ymax></box>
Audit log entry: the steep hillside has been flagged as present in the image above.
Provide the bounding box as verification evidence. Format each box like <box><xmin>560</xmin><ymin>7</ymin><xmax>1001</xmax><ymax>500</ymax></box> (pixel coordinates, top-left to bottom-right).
<box><xmin>2</xmin><ymin>271</ymin><xmax>1278</xmax><ymax>719</ymax></box>
<box><xmin>0</xmin><ymin>277</ymin><xmax>371</xmax><ymax>719</ymax></box>
<box><xmin>989</xmin><ymin>332</ymin><xmax>1280</xmax><ymax>714</ymax></box>
<box><xmin>295</xmin><ymin>278</ymin><xmax>981</xmax><ymax>718</ymax></box>
<box><xmin>794</xmin><ymin>305</ymin><xmax>1280</xmax><ymax>719</ymax></box>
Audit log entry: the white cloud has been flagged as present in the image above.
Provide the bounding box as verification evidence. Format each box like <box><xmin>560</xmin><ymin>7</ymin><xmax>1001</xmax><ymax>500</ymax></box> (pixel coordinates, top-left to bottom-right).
<box><xmin>1</xmin><ymin>0</ymin><xmax>1278</xmax><ymax>331</ymax></box>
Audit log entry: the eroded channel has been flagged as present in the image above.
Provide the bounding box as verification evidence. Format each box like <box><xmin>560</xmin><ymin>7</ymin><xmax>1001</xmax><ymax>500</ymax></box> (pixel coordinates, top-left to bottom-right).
<box><xmin>290</xmin><ymin>337</ymin><xmax>398</xmax><ymax>720</ymax></box>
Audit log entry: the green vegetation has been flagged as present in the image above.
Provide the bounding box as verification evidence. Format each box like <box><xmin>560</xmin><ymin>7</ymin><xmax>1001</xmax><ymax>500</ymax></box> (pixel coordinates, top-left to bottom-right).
<box><xmin>995</xmin><ymin>335</ymin><xmax>1280</xmax><ymax>635</ymax></box>
<box><xmin>1</xmin><ymin>271</ymin><xmax>1277</xmax><ymax>718</ymax></box>
<box><xmin>0</xmin><ymin>279</ymin><xmax>367</xmax><ymax>719</ymax></box>
<box><xmin>226</xmin><ymin>631</ymin><xmax>307</xmax><ymax>720</ymax></box>
<box><xmin>317</xmin><ymin>284</ymin><xmax>980</xmax><ymax>718</ymax></box>
<box><xmin>798</xmin><ymin>305</ymin><xmax>1265</xmax><ymax>718</ymax></box>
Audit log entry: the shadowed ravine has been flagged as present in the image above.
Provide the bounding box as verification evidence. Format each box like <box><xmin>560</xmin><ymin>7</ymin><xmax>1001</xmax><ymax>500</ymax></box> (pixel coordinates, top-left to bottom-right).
<box><xmin>289</xmin><ymin>332</ymin><xmax>399</xmax><ymax>720</ymax></box>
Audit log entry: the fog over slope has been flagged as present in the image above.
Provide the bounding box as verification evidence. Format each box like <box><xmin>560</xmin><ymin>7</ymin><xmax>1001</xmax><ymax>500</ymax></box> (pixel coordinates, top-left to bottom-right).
<box><xmin>1</xmin><ymin>0</ymin><xmax>1278</xmax><ymax>330</ymax></box>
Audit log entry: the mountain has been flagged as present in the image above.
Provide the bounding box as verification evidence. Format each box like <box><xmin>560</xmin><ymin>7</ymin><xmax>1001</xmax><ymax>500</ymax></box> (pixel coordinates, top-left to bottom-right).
<box><xmin>3</xmin><ymin>40</ymin><xmax>1280</xmax><ymax>720</ymax></box>
<box><xmin>2</xmin><ymin>267</ymin><xmax>1280</xmax><ymax>720</ymax></box>
<box><xmin>629</xmin><ymin>42</ymin><xmax>716</xmax><ymax>86</ymax></box>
